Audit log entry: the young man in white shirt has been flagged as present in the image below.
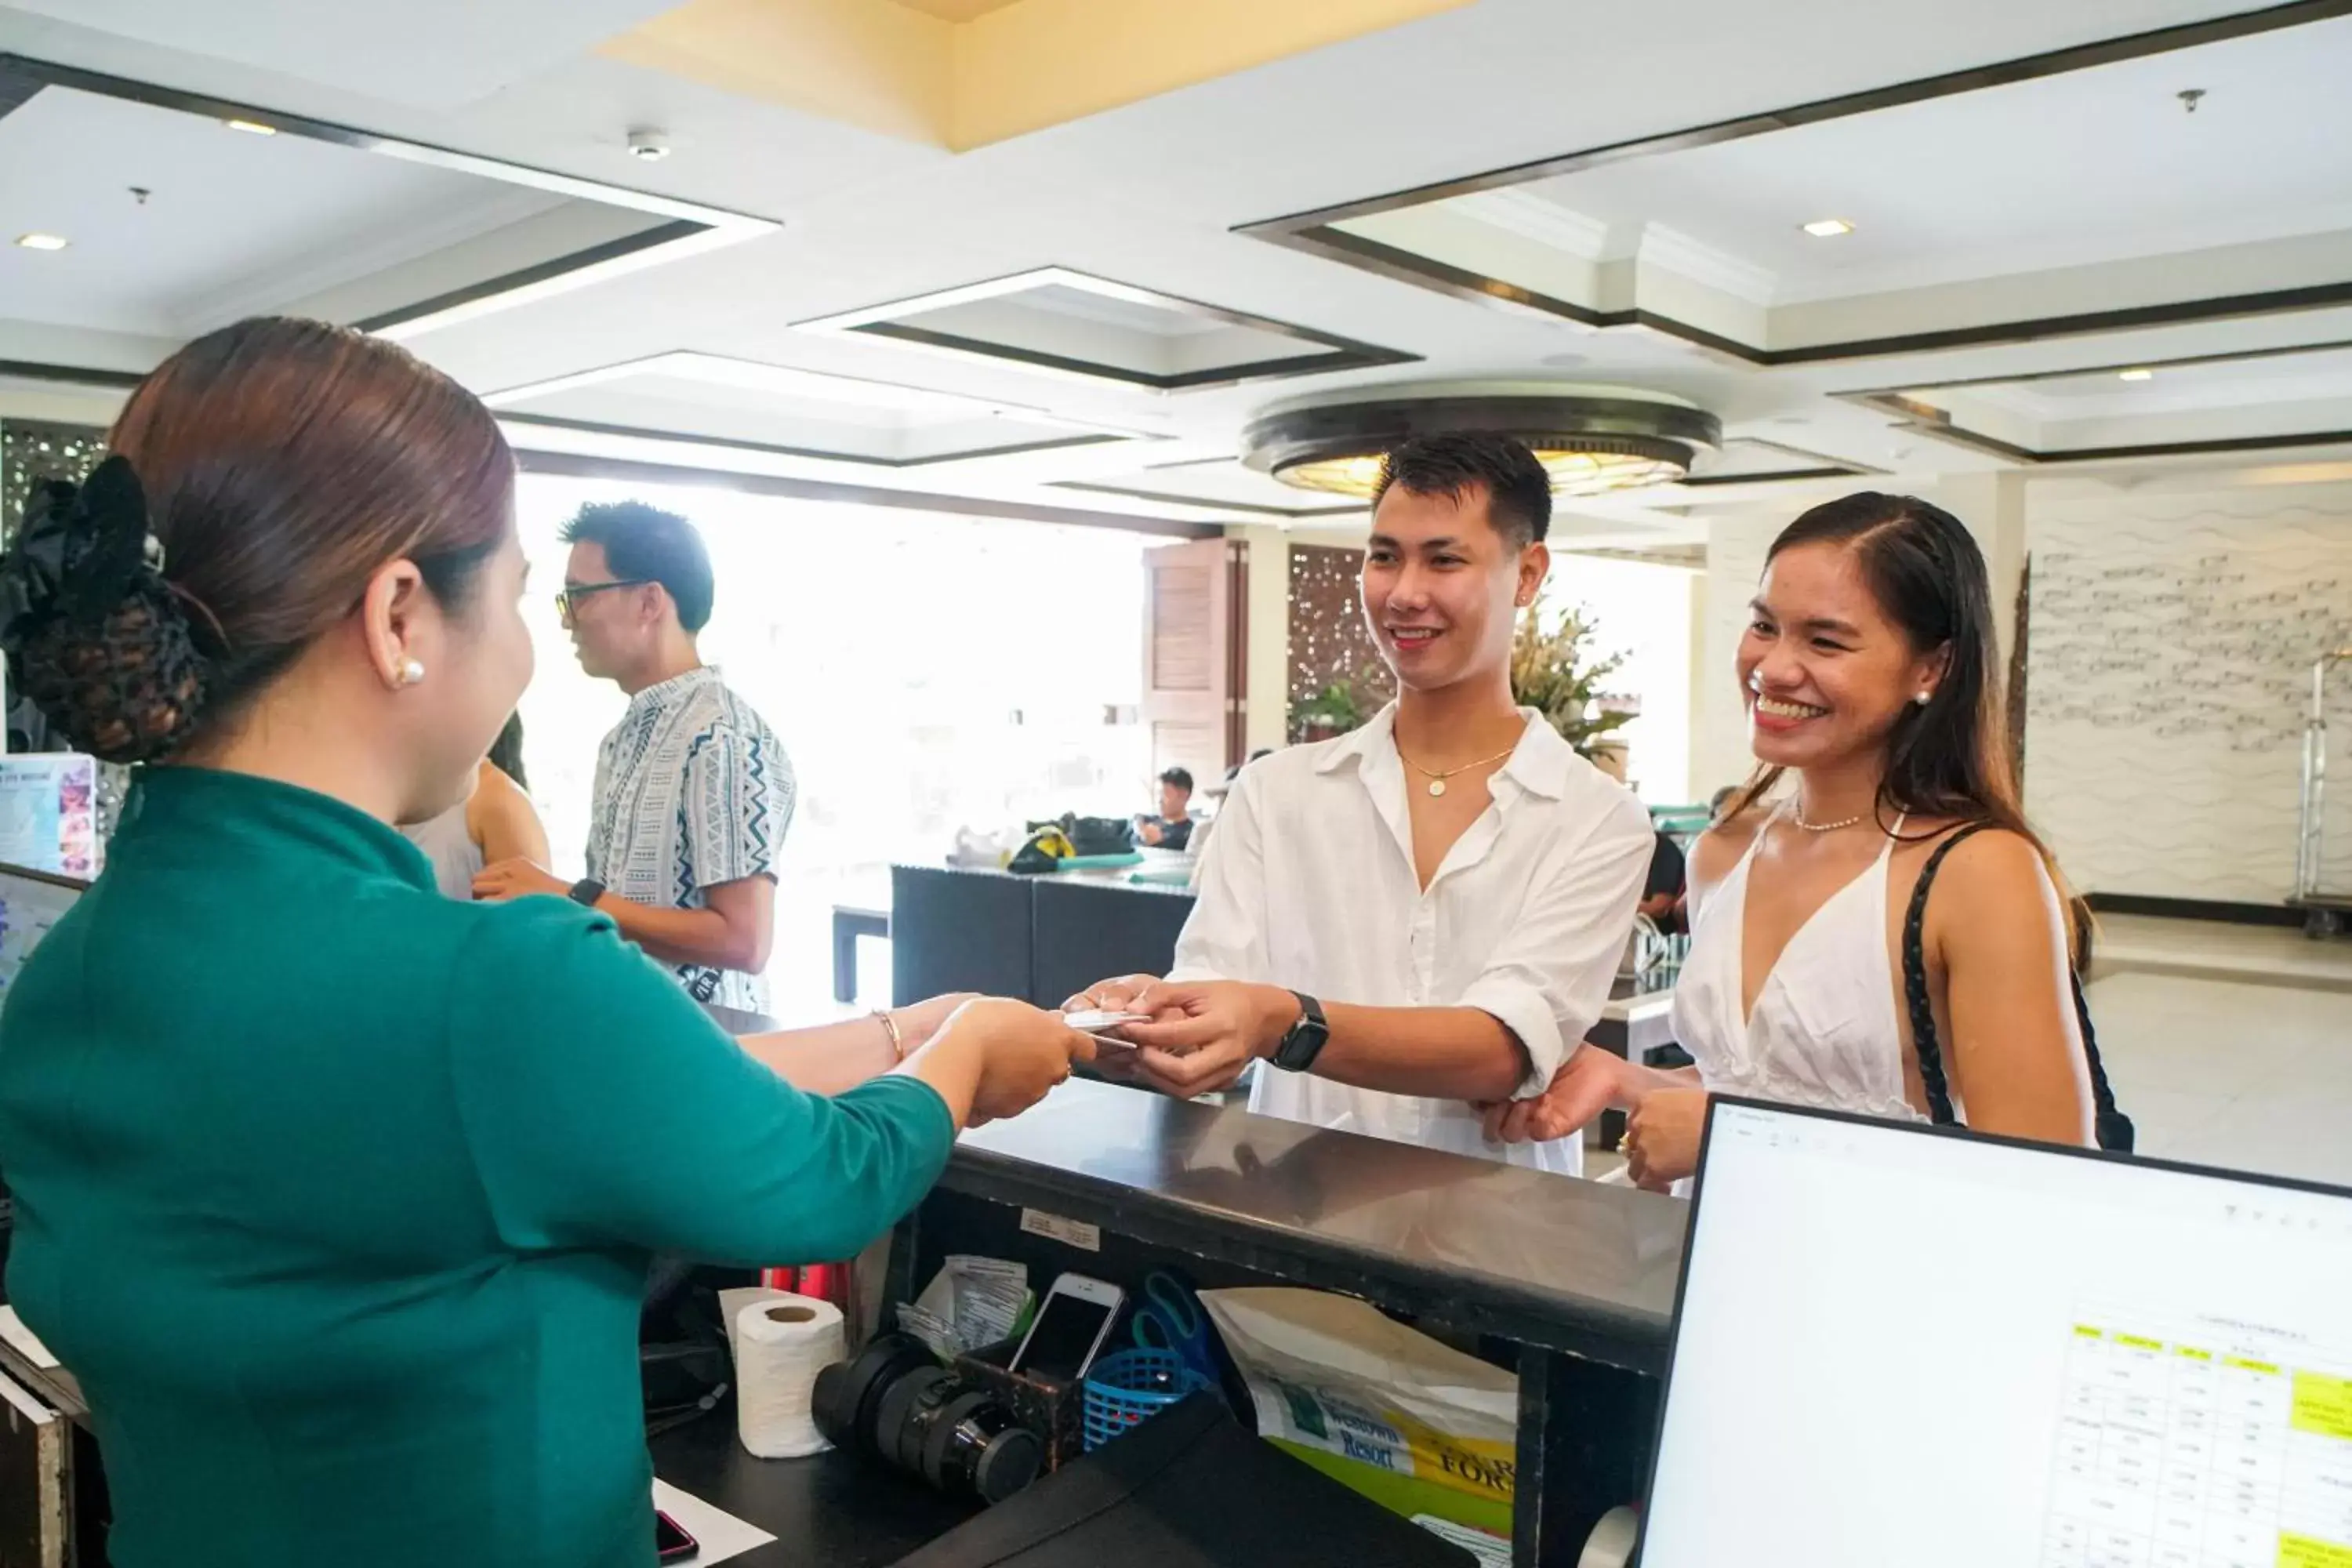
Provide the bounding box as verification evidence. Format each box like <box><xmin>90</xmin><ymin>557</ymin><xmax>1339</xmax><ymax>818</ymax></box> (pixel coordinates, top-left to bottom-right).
<box><xmin>1071</xmin><ymin>433</ymin><xmax>1652</xmax><ymax>1172</ymax></box>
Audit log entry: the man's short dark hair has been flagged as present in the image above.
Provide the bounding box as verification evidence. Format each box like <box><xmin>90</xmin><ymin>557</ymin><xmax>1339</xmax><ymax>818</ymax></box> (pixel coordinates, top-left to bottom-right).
<box><xmin>1159</xmin><ymin>767</ymin><xmax>1194</xmax><ymax>793</ymax></box>
<box><xmin>1371</xmin><ymin>432</ymin><xmax>1552</xmax><ymax>548</ymax></box>
<box><xmin>560</xmin><ymin>501</ymin><xmax>715</xmax><ymax>633</ymax></box>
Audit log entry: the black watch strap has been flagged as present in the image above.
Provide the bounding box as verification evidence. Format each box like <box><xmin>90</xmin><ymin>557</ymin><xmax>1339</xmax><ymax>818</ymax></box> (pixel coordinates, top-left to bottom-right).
<box><xmin>1269</xmin><ymin>992</ymin><xmax>1330</xmax><ymax>1073</ymax></box>
<box><xmin>568</xmin><ymin>877</ymin><xmax>607</xmax><ymax>908</ymax></box>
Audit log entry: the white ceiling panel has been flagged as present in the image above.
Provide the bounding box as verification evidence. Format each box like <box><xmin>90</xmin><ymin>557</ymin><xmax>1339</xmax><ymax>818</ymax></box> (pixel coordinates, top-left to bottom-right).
<box><xmin>1512</xmin><ymin>14</ymin><xmax>2352</xmax><ymax>305</ymax></box>
<box><xmin>0</xmin><ymin>85</ymin><xmax>560</xmax><ymax>336</ymax></box>
<box><xmin>1047</xmin><ymin>456</ymin><xmax>1366</xmax><ymax>519</ymax></box>
<box><xmin>486</xmin><ymin>351</ymin><xmax>1141</xmax><ymax>465</ymax></box>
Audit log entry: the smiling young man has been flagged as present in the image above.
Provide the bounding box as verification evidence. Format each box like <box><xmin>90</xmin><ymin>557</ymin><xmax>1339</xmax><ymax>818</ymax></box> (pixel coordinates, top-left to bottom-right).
<box><xmin>1069</xmin><ymin>433</ymin><xmax>1653</xmax><ymax>1172</ymax></box>
<box><xmin>474</xmin><ymin>501</ymin><xmax>789</xmax><ymax>1014</ymax></box>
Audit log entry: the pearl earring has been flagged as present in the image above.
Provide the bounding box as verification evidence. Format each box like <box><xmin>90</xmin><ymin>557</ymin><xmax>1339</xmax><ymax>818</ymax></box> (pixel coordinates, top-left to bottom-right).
<box><xmin>1915</xmin><ymin>691</ymin><xmax>1932</xmax><ymax>706</ymax></box>
<box><xmin>397</xmin><ymin>658</ymin><xmax>426</xmax><ymax>688</ymax></box>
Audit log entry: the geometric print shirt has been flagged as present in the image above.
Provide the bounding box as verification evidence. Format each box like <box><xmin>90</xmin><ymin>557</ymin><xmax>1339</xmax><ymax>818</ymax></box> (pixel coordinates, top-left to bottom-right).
<box><xmin>585</xmin><ymin>666</ymin><xmax>793</xmax><ymax>1013</ymax></box>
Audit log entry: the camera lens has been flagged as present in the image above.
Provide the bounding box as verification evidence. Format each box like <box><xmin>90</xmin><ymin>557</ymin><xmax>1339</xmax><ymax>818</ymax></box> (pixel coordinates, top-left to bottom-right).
<box><xmin>881</xmin><ymin>1367</ymin><xmax>960</xmax><ymax>1473</ymax></box>
<box><xmin>923</xmin><ymin>1390</ymin><xmax>1043</xmax><ymax>1503</ymax></box>
<box><xmin>813</xmin><ymin>1334</ymin><xmax>1043</xmax><ymax>1504</ymax></box>
<box><xmin>811</xmin><ymin>1335</ymin><xmax>935</xmax><ymax>1458</ymax></box>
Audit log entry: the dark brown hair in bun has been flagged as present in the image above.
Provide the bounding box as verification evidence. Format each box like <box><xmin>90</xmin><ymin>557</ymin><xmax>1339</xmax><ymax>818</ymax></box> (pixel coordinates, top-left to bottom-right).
<box><xmin>0</xmin><ymin>317</ymin><xmax>513</xmax><ymax>764</ymax></box>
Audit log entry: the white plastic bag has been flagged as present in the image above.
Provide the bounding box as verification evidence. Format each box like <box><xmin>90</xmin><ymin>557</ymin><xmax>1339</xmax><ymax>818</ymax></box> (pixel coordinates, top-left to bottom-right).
<box><xmin>1200</xmin><ymin>1287</ymin><xmax>1517</xmax><ymax>1537</ymax></box>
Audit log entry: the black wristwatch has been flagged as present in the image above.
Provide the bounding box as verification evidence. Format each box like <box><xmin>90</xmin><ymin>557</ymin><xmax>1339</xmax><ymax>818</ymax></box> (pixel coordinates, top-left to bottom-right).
<box><xmin>567</xmin><ymin>877</ymin><xmax>607</xmax><ymax>908</ymax></box>
<box><xmin>1269</xmin><ymin>992</ymin><xmax>1330</xmax><ymax>1073</ymax></box>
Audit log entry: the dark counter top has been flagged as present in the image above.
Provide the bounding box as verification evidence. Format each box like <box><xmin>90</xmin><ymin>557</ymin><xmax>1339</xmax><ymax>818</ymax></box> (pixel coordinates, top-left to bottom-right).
<box><xmin>901</xmin><ymin>859</ymin><xmax>1199</xmax><ymax>898</ymax></box>
<box><xmin>946</xmin><ymin>1080</ymin><xmax>1687</xmax><ymax>1372</ymax></box>
<box><xmin>651</xmin><ymin>1414</ymin><xmax>975</xmax><ymax>1568</ymax></box>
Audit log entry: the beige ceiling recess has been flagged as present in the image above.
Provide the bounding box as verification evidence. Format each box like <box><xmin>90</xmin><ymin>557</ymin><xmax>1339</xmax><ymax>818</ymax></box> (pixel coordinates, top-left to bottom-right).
<box><xmin>602</xmin><ymin>0</ymin><xmax>1474</xmax><ymax>151</ymax></box>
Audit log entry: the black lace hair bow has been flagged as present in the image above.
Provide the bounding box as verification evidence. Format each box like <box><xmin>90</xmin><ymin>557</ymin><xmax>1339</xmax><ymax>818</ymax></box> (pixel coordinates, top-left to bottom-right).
<box><xmin>0</xmin><ymin>456</ymin><xmax>212</xmax><ymax>762</ymax></box>
<box><xmin>1</xmin><ymin>456</ymin><xmax>158</xmax><ymax>641</ymax></box>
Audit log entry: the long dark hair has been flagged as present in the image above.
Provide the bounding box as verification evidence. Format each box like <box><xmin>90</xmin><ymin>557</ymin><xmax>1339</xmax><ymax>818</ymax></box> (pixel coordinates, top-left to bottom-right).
<box><xmin>1731</xmin><ymin>492</ymin><xmax>2072</xmax><ymax>909</ymax></box>
<box><xmin>488</xmin><ymin>713</ymin><xmax>527</xmax><ymax>790</ymax></box>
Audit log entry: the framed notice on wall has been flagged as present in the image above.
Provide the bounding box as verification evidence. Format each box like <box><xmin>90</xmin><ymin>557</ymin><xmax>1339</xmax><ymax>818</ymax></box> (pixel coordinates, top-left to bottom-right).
<box><xmin>0</xmin><ymin>754</ymin><xmax>99</xmax><ymax>880</ymax></box>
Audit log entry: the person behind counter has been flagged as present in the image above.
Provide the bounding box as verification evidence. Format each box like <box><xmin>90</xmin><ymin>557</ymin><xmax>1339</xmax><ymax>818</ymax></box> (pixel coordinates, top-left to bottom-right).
<box><xmin>402</xmin><ymin>711</ymin><xmax>548</xmax><ymax>899</ymax></box>
<box><xmin>0</xmin><ymin>315</ymin><xmax>1091</xmax><ymax>1568</ymax></box>
<box><xmin>1069</xmin><ymin>433</ymin><xmax>1653</xmax><ymax>1174</ymax></box>
<box><xmin>1132</xmin><ymin>765</ymin><xmax>1196</xmax><ymax>850</ymax></box>
<box><xmin>1588</xmin><ymin>742</ymin><xmax>1683</xmax><ymax>927</ymax></box>
<box><xmin>1491</xmin><ymin>492</ymin><xmax>2096</xmax><ymax>1185</ymax></box>
<box><xmin>474</xmin><ymin>500</ymin><xmax>787</xmax><ymax>1012</ymax></box>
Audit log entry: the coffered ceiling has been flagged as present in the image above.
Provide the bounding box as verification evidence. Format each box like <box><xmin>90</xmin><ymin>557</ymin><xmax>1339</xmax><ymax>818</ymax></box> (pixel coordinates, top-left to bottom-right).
<box><xmin>5</xmin><ymin>0</ymin><xmax>2351</xmax><ymax>553</ymax></box>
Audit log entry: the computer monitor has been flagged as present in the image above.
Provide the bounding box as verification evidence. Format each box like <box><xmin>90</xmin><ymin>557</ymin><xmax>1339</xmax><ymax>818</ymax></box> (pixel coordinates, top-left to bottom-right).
<box><xmin>1639</xmin><ymin>1098</ymin><xmax>2352</xmax><ymax>1568</ymax></box>
<box><xmin>0</xmin><ymin>862</ymin><xmax>85</xmax><ymax>999</ymax></box>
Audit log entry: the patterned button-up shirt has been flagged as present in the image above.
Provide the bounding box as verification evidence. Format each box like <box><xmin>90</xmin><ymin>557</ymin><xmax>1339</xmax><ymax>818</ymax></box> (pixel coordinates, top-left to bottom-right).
<box><xmin>586</xmin><ymin>667</ymin><xmax>792</xmax><ymax>1012</ymax></box>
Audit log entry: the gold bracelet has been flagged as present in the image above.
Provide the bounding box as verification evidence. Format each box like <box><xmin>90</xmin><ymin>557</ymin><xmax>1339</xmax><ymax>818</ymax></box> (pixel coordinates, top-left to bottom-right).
<box><xmin>873</xmin><ymin>1009</ymin><xmax>906</xmax><ymax>1059</ymax></box>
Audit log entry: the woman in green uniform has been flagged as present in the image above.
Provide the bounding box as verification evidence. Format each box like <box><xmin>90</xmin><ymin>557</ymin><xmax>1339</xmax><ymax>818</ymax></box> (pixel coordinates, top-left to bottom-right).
<box><xmin>0</xmin><ymin>317</ymin><xmax>1090</xmax><ymax>1568</ymax></box>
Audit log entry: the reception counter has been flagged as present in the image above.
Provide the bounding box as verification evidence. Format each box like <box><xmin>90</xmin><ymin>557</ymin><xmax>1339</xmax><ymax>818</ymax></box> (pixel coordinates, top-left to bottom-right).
<box><xmin>655</xmin><ymin>1079</ymin><xmax>1687</xmax><ymax>1567</ymax></box>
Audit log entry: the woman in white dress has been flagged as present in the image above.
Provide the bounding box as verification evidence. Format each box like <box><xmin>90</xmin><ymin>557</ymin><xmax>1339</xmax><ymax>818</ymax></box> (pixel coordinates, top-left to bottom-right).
<box><xmin>1493</xmin><ymin>492</ymin><xmax>2099</xmax><ymax>1187</ymax></box>
<box><xmin>402</xmin><ymin>713</ymin><xmax>548</xmax><ymax>900</ymax></box>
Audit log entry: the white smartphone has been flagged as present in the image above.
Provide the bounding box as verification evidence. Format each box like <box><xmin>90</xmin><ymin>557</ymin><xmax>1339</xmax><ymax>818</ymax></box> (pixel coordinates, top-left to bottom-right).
<box><xmin>1007</xmin><ymin>1272</ymin><xmax>1126</xmax><ymax>1382</ymax></box>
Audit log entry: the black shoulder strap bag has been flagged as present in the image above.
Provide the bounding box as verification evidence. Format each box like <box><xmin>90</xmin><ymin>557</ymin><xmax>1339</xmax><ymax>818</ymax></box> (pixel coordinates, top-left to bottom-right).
<box><xmin>1901</xmin><ymin>822</ymin><xmax>2134</xmax><ymax>1153</ymax></box>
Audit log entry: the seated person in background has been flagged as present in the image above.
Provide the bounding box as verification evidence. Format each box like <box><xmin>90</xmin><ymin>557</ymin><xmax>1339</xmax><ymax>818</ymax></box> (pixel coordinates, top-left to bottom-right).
<box><xmin>1641</xmin><ymin>829</ymin><xmax>1686</xmax><ymax>928</ymax></box>
<box><xmin>1588</xmin><ymin>739</ymin><xmax>1684</xmax><ymax>927</ymax></box>
<box><xmin>1132</xmin><ymin>766</ymin><xmax>1196</xmax><ymax>851</ymax></box>
<box><xmin>1069</xmin><ymin>432</ymin><xmax>1652</xmax><ymax>1174</ymax></box>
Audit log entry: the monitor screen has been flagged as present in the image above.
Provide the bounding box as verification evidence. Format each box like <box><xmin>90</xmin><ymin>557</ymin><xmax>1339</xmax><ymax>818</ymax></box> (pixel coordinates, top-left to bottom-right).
<box><xmin>0</xmin><ymin>864</ymin><xmax>85</xmax><ymax>1000</ymax></box>
<box><xmin>1640</xmin><ymin>1100</ymin><xmax>2352</xmax><ymax>1568</ymax></box>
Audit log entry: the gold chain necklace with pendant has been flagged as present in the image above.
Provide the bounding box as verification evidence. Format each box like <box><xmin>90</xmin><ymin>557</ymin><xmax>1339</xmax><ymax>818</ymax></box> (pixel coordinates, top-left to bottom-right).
<box><xmin>1396</xmin><ymin>742</ymin><xmax>1520</xmax><ymax>797</ymax></box>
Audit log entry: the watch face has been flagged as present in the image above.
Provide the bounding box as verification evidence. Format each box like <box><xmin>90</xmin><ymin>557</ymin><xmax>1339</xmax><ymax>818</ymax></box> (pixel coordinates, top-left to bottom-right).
<box><xmin>1275</xmin><ymin>1000</ymin><xmax>1328</xmax><ymax>1071</ymax></box>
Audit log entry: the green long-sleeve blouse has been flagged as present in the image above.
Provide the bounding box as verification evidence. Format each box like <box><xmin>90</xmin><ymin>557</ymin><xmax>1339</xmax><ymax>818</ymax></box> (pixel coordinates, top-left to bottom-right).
<box><xmin>0</xmin><ymin>767</ymin><xmax>954</xmax><ymax>1567</ymax></box>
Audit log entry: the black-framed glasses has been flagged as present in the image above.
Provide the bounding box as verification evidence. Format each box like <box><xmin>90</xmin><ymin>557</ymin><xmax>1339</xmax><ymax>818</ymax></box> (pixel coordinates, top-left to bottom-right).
<box><xmin>555</xmin><ymin>579</ymin><xmax>650</xmax><ymax>629</ymax></box>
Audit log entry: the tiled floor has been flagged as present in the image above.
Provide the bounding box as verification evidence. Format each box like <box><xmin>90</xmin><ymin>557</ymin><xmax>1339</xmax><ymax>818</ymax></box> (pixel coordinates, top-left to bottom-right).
<box><xmin>2092</xmin><ymin>913</ymin><xmax>2352</xmax><ymax>993</ymax></box>
<box><xmin>2086</xmin><ymin>966</ymin><xmax>2352</xmax><ymax>1188</ymax></box>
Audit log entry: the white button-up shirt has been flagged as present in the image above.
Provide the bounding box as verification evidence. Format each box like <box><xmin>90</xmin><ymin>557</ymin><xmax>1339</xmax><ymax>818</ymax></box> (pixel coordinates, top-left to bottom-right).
<box><xmin>1168</xmin><ymin>703</ymin><xmax>1652</xmax><ymax>1174</ymax></box>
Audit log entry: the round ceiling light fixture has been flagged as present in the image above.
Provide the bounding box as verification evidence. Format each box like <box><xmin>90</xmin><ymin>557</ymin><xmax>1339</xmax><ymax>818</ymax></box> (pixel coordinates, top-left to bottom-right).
<box><xmin>1241</xmin><ymin>383</ymin><xmax>1721</xmax><ymax>499</ymax></box>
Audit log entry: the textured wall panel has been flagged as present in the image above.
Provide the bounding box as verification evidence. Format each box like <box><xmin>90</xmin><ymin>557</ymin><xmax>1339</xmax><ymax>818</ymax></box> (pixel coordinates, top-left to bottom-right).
<box><xmin>2024</xmin><ymin>490</ymin><xmax>2352</xmax><ymax>904</ymax></box>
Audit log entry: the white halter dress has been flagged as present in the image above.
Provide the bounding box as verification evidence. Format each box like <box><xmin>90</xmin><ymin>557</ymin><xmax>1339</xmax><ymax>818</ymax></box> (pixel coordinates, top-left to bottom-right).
<box><xmin>1668</xmin><ymin>814</ymin><xmax>1929</xmax><ymax>1126</ymax></box>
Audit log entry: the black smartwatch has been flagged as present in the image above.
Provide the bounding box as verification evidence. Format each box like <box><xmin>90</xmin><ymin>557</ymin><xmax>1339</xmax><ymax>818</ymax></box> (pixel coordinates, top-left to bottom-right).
<box><xmin>567</xmin><ymin>877</ymin><xmax>607</xmax><ymax>909</ymax></box>
<box><xmin>1269</xmin><ymin>992</ymin><xmax>1329</xmax><ymax>1073</ymax></box>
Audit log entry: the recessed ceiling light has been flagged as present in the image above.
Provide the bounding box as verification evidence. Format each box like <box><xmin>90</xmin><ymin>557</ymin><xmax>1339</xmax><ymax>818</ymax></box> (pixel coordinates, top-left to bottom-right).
<box><xmin>13</xmin><ymin>233</ymin><xmax>68</xmax><ymax>251</ymax></box>
<box><xmin>223</xmin><ymin>118</ymin><xmax>278</xmax><ymax>136</ymax></box>
<box><xmin>1801</xmin><ymin>218</ymin><xmax>1855</xmax><ymax>238</ymax></box>
<box><xmin>2118</xmin><ymin>368</ymin><xmax>2156</xmax><ymax>382</ymax></box>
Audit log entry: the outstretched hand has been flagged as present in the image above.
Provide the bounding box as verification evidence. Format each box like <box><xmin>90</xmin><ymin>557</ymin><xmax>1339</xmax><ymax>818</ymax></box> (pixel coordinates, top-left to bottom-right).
<box><xmin>1476</xmin><ymin>1046</ymin><xmax>1627</xmax><ymax>1144</ymax></box>
<box><xmin>1062</xmin><ymin>978</ymin><xmax>1293</xmax><ymax>1102</ymax></box>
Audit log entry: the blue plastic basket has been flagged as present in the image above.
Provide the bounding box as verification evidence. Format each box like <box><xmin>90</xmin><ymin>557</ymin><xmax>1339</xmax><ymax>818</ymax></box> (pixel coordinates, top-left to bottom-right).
<box><xmin>1081</xmin><ymin>1348</ymin><xmax>1212</xmax><ymax>1451</ymax></box>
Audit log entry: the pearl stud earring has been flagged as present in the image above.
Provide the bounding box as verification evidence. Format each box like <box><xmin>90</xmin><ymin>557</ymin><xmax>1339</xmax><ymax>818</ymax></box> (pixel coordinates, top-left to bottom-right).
<box><xmin>397</xmin><ymin>658</ymin><xmax>426</xmax><ymax>688</ymax></box>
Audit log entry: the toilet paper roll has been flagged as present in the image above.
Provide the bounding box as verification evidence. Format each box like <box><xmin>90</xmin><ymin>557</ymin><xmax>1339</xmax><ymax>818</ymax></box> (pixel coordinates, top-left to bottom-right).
<box><xmin>734</xmin><ymin>1293</ymin><xmax>846</xmax><ymax>1459</ymax></box>
<box><xmin>1577</xmin><ymin>1505</ymin><xmax>1639</xmax><ymax>1568</ymax></box>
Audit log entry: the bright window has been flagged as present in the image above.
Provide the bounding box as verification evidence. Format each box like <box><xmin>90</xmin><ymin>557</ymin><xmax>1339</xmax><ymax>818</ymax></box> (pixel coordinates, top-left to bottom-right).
<box><xmin>1553</xmin><ymin>554</ymin><xmax>1697</xmax><ymax>805</ymax></box>
<box><xmin>511</xmin><ymin>474</ymin><xmax>1158</xmax><ymax>1018</ymax></box>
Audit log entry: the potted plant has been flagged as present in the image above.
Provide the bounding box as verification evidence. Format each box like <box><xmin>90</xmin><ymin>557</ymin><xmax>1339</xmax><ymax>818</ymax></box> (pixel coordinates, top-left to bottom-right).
<box><xmin>1511</xmin><ymin>592</ymin><xmax>1635</xmax><ymax>758</ymax></box>
<box><xmin>1290</xmin><ymin>680</ymin><xmax>1367</xmax><ymax>744</ymax></box>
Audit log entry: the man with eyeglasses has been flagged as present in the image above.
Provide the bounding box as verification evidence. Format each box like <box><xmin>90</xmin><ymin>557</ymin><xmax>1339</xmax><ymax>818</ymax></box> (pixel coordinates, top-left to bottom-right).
<box><xmin>475</xmin><ymin>500</ymin><xmax>789</xmax><ymax>1013</ymax></box>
